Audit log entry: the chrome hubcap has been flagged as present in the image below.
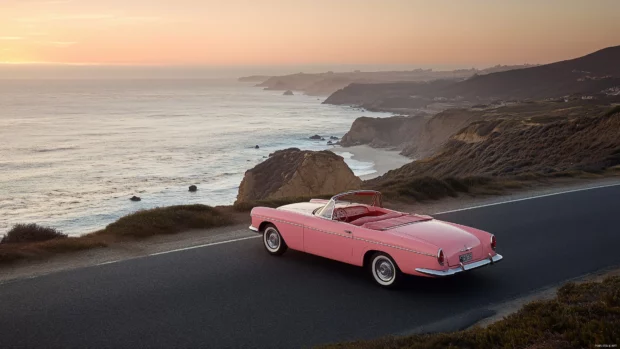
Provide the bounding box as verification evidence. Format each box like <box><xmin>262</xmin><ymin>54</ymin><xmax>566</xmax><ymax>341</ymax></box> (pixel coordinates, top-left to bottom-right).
<box><xmin>375</xmin><ymin>259</ymin><xmax>394</xmax><ymax>282</ymax></box>
<box><xmin>265</xmin><ymin>229</ymin><xmax>280</xmax><ymax>250</ymax></box>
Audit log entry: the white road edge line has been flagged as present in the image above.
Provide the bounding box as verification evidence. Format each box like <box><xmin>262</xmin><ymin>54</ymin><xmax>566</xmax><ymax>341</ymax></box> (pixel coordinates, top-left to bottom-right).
<box><xmin>148</xmin><ymin>235</ymin><xmax>260</xmax><ymax>257</ymax></box>
<box><xmin>3</xmin><ymin>182</ymin><xmax>619</xmax><ymax>284</ymax></box>
<box><xmin>146</xmin><ymin>182</ymin><xmax>620</xmax><ymax>256</ymax></box>
<box><xmin>96</xmin><ymin>260</ymin><xmax>121</xmax><ymax>266</ymax></box>
<box><xmin>433</xmin><ymin>182</ymin><xmax>620</xmax><ymax>215</ymax></box>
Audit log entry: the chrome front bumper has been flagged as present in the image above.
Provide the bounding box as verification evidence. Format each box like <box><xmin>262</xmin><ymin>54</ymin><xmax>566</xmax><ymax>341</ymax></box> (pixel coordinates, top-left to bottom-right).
<box><xmin>249</xmin><ymin>225</ymin><xmax>259</xmax><ymax>233</ymax></box>
<box><xmin>415</xmin><ymin>253</ymin><xmax>503</xmax><ymax>277</ymax></box>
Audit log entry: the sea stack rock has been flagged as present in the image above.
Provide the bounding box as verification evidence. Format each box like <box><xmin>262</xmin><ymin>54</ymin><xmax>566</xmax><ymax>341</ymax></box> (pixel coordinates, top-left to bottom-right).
<box><xmin>235</xmin><ymin>148</ymin><xmax>361</xmax><ymax>203</ymax></box>
<box><xmin>189</xmin><ymin>185</ymin><xmax>198</xmax><ymax>192</ymax></box>
<box><xmin>283</xmin><ymin>90</ymin><xmax>294</xmax><ymax>96</ymax></box>
<box><xmin>309</xmin><ymin>134</ymin><xmax>322</xmax><ymax>140</ymax></box>
<box><xmin>130</xmin><ymin>196</ymin><xmax>141</xmax><ymax>202</ymax></box>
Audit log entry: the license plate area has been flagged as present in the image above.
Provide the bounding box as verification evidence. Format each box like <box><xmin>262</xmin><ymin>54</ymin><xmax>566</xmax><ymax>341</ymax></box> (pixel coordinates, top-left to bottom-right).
<box><xmin>459</xmin><ymin>252</ymin><xmax>473</xmax><ymax>263</ymax></box>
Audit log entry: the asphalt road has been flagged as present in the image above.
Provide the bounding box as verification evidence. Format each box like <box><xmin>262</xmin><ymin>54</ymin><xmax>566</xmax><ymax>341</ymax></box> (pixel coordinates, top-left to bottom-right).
<box><xmin>1</xmin><ymin>185</ymin><xmax>619</xmax><ymax>348</ymax></box>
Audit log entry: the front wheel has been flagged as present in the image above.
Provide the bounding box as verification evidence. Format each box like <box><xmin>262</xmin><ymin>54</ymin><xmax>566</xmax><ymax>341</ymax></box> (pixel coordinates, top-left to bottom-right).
<box><xmin>369</xmin><ymin>252</ymin><xmax>402</xmax><ymax>289</ymax></box>
<box><xmin>263</xmin><ymin>224</ymin><xmax>287</xmax><ymax>256</ymax></box>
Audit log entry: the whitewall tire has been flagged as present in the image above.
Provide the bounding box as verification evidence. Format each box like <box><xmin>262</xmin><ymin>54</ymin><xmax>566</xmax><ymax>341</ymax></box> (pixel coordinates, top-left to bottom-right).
<box><xmin>263</xmin><ymin>224</ymin><xmax>287</xmax><ymax>256</ymax></box>
<box><xmin>370</xmin><ymin>253</ymin><xmax>401</xmax><ymax>288</ymax></box>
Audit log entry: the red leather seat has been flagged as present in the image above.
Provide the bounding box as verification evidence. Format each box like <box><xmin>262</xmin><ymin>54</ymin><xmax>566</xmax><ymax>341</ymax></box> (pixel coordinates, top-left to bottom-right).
<box><xmin>349</xmin><ymin>212</ymin><xmax>403</xmax><ymax>226</ymax></box>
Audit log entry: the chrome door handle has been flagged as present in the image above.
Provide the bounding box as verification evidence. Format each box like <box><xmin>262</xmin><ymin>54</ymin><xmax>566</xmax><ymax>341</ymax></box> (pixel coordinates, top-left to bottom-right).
<box><xmin>344</xmin><ymin>230</ymin><xmax>352</xmax><ymax>234</ymax></box>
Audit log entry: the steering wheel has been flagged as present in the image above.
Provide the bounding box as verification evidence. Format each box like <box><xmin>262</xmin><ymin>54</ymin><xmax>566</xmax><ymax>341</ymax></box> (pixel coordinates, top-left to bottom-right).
<box><xmin>334</xmin><ymin>208</ymin><xmax>348</xmax><ymax>222</ymax></box>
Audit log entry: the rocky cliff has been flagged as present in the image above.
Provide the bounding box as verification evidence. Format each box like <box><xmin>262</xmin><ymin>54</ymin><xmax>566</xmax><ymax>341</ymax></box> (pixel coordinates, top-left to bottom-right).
<box><xmin>339</xmin><ymin>116</ymin><xmax>426</xmax><ymax>149</ymax></box>
<box><xmin>399</xmin><ymin>108</ymin><xmax>488</xmax><ymax>158</ymax></box>
<box><xmin>236</xmin><ymin>148</ymin><xmax>361</xmax><ymax>203</ymax></box>
<box><xmin>368</xmin><ymin>102</ymin><xmax>620</xmax><ymax>185</ymax></box>
<box><xmin>340</xmin><ymin>108</ymin><xmax>486</xmax><ymax>159</ymax></box>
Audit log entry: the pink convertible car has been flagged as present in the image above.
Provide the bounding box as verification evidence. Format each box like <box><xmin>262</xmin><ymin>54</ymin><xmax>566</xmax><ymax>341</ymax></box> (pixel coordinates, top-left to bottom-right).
<box><xmin>249</xmin><ymin>190</ymin><xmax>503</xmax><ymax>288</ymax></box>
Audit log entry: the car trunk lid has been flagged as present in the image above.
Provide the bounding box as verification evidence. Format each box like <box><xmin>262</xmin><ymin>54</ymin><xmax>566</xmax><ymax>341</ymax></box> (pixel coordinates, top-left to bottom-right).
<box><xmin>391</xmin><ymin>219</ymin><xmax>482</xmax><ymax>266</ymax></box>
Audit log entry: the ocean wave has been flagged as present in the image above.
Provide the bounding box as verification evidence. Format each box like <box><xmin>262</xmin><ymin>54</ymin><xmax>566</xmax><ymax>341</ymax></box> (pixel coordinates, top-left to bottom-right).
<box><xmin>32</xmin><ymin>146</ymin><xmax>79</xmax><ymax>153</ymax></box>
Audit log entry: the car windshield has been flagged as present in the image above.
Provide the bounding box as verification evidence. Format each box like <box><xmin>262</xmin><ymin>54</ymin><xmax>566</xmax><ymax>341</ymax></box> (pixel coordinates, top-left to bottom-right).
<box><xmin>317</xmin><ymin>200</ymin><xmax>335</xmax><ymax>219</ymax></box>
<box><xmin>315</xmin><ymin>191</ymin><xmax>381</xmax><ymax>220</ymax></box>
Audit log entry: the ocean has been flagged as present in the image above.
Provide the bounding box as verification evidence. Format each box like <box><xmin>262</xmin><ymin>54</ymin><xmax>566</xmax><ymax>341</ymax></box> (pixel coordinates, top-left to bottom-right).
<box><xmin>0</xmin><ymin>79</ymin><xmax>392</xmax><ymax>236</ymax></box>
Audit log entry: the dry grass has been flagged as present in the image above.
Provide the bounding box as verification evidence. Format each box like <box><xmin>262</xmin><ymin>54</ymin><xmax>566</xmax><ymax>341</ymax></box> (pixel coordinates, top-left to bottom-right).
<box><xmin>0</xmin><ymin>235</ymin><xmax>108</xmax><ymax>264</ymax></box>
<box><xmin>0</xmin><ymin>205</ymin><xmax>233</xmax><ymax>265</ymax></box>
<box><xmin>319</xmin><ymin>276</ymin><xmax>620</xmax><ymax>349</ymax></box>
<box><xmin>94</xmin><ymin>204</ymin><xmax>232</xmax><ymax>239</ymax></box>
<box><xmin>370</xmin><ymin>175</ymin><xmax>527</xmax><ymax>203</ymax></box>
<box><xmin>1</xmin><ymin>224</ymin><xmax>67</xmax><ymax>244</ymax></box>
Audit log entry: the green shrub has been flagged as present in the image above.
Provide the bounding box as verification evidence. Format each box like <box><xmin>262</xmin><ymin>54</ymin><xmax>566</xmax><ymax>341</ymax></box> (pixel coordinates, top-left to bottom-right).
<box><xmin>603</xmin><ymin>105</ymin><xmax>620</xmax><ymax>118</ymax></box>
<box><xmin>98</xmin><ymin>204</ymin><xmax>232</xmax><ymax>238</ymax></box>
<box><xmin>1</xmin><ymin>224</ymin><xmax>67</xmax><ymax>244</ymax></box>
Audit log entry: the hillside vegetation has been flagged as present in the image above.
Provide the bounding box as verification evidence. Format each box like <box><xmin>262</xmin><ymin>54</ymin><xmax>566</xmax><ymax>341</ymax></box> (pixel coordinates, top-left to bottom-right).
<box><xmin>0</xmin><ymin>205</ymin><xmax>232</xmax><ymax>264</ymax></box>
<box><xmin>325</xmin><ymin>46</ymin><xmax>620</xmax><ymax>108</ymax></box>
<box><xmin>369</xmin><ymin>103</ymin><xmax>620</xmax><ymax>187</ymax></box>
<box><xmin>320</xmin><ymin>276</ymin><xmax>620</xmax><ymax>349</ymax></box>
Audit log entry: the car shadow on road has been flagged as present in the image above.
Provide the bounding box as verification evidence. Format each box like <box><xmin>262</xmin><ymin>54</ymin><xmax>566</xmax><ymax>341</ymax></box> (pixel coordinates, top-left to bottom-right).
<box><xmin>270</xmin><ymin>247</ymin><xmax>497</xmax><ymax>297</ymax></box>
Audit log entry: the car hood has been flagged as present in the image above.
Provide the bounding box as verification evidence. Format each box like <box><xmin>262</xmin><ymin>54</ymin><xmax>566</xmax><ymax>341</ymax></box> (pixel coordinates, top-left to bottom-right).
<box><xmin>391</xmin><ymin>220</ymin><xmax>482</xmax><ymax>266</ymax></box>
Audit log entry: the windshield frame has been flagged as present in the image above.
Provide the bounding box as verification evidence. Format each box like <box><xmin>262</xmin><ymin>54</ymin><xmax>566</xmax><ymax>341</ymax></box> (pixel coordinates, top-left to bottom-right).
<box><xmin>315</xmin><ymin>190</ymin><xmax>382</xmax><ymax>220</ymax></box>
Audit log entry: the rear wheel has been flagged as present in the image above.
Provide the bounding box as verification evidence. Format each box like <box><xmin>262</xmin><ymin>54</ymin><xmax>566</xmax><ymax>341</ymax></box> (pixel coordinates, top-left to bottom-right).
<box><xmin>263</xmin><ymin>224</ymin><xmax>287</xmax><ymax>256</ymax></box>
<box><xmin>369</xmin><ymin>252</ymin><xmax>401</xmax><ymax>288</ymax></box>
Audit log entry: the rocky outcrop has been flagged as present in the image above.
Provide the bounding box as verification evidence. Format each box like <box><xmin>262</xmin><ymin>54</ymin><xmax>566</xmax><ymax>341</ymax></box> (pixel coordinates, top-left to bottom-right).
<box><xmin>235</xmin><ymin>148</ymin><xmax>362</xmax><ymax>203</ymax></box>
<box><xmin>400</xmin><ymin>108</ymin><xmax>487</xmax><ymax>158</ymax></box>
<box><xmin>339</xmin><ymin>116</ymin><xmax>426</xmax><ymax>150</ymax></box>
<box><xmin>309</xmin><ymin>134</ymin><xmax>322</xmax><ymax>140</ymax></box>
<box><xmin>283</xmin><ymin>90</ymin><xmax>294</xmax><ymax>96</ymax></box>
<box><xmin>130</xmin><ymin>196</ymin><xmax>141</xmax><ymax>202</ymax></box>
<box><xmin>189</xmin><ymin>185</ymin><xmax>198</xmax><ymax>192</ymax></box>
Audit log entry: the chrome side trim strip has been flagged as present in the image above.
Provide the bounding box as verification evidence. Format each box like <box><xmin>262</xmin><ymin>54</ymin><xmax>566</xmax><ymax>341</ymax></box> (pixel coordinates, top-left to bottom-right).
<box><xmin>415</xmin><ymin>254</ymin><xmax>503</xmax><ymax>276</ymax></box>
<box><xmin>352</xmin><ymin>237</ymin><xmax>436</xmax><ymax>257</ymax></box>
<box><xmin>249</xmin><ymin>225</ymin><xmax>259</xmax><ymax>232</ymax></box>
<box><xmin>305</xmin><ymin>226</ymin><xmax>351</xmax><ymax>239</ymax></box>
<box><xmin>251</xmin><ymin>214</ymin><xmax>304</xmax><ymax>228</ymax></box>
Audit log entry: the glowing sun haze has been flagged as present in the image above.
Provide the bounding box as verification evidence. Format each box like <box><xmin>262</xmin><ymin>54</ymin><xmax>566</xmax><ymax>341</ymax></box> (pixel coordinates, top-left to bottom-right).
<box><xmin>1</xmin><ymin>0</ymin><xmax>619</xmax><ymax>66</ymax></box>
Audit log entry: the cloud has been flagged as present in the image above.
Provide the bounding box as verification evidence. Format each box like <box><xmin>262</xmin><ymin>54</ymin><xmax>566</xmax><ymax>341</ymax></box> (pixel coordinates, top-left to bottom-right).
<box><xmin>114</xmin><ymin>16</ymin><xmax>163</xmax><ymax>23</ymax></box>
<box><xmin>33</xmin><ymin>41</ymin><xmax>78</xmax><ymax>47</ymax></box>
<box><xmin>17</xmin><ymin>14</ymin><xmax>117</xmax><ymax>22</ymax></box>
<box><xmin>48</xmin><ymin>41</ymin><xmax>77</xmax><ymax>47</ymax></box>
<box><xmin>6</xmin><ymin>0</ymin><xmax>72</xmax><ymax>4</ymax></box>
<box><xmin>0</xmin><ymin>36</ymin><xmax>24</xmax><ymax>40</ymax></box>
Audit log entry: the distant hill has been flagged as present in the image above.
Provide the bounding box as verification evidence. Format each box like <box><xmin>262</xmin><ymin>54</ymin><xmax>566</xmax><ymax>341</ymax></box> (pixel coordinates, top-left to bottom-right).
<box><xmin>238</xmin><ymin>75</ymin><xmax>272</xmax><ymax>83</ymax></box>
<box><xmin>325</xmin><ymin>46</ymin><xmax>620</xmax><ymax>107</ymax></box>
<box><xmin>243</xmin><ymin>65</ymin><xmax>533</xmax><ymax>96</ymax></box>
<box><xmin>442</xmin><ymin>46</ymin><xmax>620</xmax><ymax>100</ymax></box>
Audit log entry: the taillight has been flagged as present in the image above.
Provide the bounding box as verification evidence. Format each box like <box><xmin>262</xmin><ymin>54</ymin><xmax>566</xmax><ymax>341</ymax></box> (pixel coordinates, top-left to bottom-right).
<box><xmin>437</xmin><ymin>249</ymin><xmax>445</xmax><ymax>265</ymax></box>
<box><xmin>490</xmin><ymin>235</ymin><xmax>497</xmax><ymax>250</ymax></box>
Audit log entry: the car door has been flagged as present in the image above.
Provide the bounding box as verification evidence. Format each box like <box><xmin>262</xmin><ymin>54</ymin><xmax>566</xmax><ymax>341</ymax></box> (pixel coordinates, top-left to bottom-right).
<box><xmin>302</xmin><ymin>214</ymin><xmax>356</xmax><ymax>264</ymax></box>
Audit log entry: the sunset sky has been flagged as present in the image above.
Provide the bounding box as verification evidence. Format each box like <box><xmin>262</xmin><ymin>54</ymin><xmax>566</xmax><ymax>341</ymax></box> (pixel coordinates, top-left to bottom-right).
<box><xmin>1</xmin><ymin>0</ymin><xmax>619</xmax><ymax>67</ymax></box>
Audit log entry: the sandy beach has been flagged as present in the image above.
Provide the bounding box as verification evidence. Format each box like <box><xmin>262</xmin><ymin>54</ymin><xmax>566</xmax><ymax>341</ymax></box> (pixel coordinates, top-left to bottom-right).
<box><xmin>332</xmin><ymin>145</ymin><xmax>412</xmax><ymax>180</ymax></box>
